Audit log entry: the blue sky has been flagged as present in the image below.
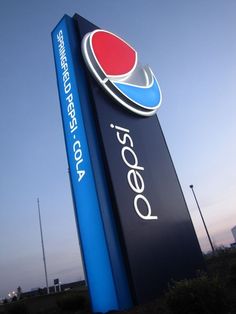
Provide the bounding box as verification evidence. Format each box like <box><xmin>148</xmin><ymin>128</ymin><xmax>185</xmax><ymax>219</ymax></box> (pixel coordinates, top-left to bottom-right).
<box><xmin>0</xmin><ymin>0</ymin><xmax>236</xmax><ymax>298</ymax></box>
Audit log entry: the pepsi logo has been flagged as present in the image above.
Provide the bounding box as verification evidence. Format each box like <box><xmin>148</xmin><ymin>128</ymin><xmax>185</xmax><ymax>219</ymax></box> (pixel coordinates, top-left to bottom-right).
<box><xmin>82</xmin><ymin>30</ymin><xmax>162</xmax><ymax>116</ymax></box>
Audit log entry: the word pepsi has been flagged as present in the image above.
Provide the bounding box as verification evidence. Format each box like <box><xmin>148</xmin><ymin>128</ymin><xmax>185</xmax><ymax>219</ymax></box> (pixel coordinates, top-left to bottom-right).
<box><xmin>110</xmin><ymin>123</ymin><xmax>158</xmax><ymax>220</ymax></box>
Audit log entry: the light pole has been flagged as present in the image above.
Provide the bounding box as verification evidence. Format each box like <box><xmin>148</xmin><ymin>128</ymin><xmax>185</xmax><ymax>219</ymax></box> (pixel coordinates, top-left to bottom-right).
<box><xmin>189</xmin><ymin>185</ymin><xmax>215</xmax><ymax>253</ymax></box>
<box><xmin>37</xmin><ymin>198</ymin><xmax>49</xmax><ymax>293</ymax></box>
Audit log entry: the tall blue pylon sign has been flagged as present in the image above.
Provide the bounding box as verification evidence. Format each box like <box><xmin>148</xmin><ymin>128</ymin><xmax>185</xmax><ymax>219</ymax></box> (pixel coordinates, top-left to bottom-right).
<box><xmin>52</xmin><ymin>14</ymin><xmax>204</xmax><ymax>313</ymax></box>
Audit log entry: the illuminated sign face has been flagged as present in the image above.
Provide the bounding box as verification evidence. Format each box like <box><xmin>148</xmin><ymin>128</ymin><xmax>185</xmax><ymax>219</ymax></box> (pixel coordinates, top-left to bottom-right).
<box><xmin>82</xmin><ymin>30</ymin><xmax>162</xmax><ymax>116</ymax></box>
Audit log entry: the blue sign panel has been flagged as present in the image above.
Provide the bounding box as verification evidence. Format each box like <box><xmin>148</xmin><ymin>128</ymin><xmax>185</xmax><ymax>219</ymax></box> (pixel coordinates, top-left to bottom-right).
<box><xmin>51</xmin><ymin>16</ymin><xmax>132</xmax><ymax>313</ymax></box>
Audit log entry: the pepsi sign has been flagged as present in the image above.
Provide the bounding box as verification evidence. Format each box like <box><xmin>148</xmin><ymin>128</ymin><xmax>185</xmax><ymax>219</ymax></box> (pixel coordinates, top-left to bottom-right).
<box><xmin>52</xmin><ymin>14</ymin><xmax>204</xmax><ymax>314</ymax></box>
<box><xmin>82</xmin><ymin>30</ymin><xmax>162</xmax><ymax>116</ymax></box>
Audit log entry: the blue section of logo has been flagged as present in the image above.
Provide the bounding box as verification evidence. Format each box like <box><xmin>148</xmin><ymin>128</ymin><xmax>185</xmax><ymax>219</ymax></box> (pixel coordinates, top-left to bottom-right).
<box><xmin>52</xmin><ymin>16</ymin><xmax>119</xmax><ymax>312</ymax></box>
<box><xmin>113</xmin><ymin>78</ymin><xmax>161</xmax><ymax>109</ymax></box>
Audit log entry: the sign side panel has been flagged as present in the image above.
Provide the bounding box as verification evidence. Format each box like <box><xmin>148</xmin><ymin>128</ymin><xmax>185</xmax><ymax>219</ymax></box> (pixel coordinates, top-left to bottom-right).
<box><xmin>51</xmin><ymin>16</ymin><xmax>118</xmax><ymax>312</ymax></box>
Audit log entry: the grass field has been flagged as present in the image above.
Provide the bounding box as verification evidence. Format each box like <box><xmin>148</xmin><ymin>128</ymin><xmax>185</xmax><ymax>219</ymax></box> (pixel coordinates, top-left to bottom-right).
<box><xmin>0</xmin><ymin>287</ymin><xmax>90</xmax><ymax>314</ymax></box>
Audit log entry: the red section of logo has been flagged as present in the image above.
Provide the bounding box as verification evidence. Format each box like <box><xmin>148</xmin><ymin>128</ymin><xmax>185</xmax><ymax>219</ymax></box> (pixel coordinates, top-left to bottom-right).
<box><xmin>91</xmin><ymin>31</ymin><xmax>136</xmax><ymax>76</ymax></box>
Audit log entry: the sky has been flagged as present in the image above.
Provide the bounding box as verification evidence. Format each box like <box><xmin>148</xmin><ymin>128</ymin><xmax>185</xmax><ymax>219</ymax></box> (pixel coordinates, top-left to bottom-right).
<box><xmin>0</xmin><ymin>0</ymin><xmax>236</xmax><ymax>299</ymax></box>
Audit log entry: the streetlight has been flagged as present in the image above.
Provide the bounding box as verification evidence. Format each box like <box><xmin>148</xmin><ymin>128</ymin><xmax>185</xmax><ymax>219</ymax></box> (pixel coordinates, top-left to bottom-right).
<box><xmin>189</xmin><ymin>185</ymin><xmax>215</xmax><ymax>253</ymax></box>
<box><xmin>37</xmin><ymin>198</ymin><xmax>49</xmax><ymax>293</ymax></box>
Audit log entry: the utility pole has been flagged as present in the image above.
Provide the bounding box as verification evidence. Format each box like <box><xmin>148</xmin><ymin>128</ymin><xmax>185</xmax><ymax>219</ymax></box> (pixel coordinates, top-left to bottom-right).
<box><xmin>189</xmin><ymin>185</ymin><xmax>215</xmax><ymax>254</ymax></box>
<box><xmin>37</xmin><ymin>198</ymin><xmax>49</xmax><ymax>293</ymax></box>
